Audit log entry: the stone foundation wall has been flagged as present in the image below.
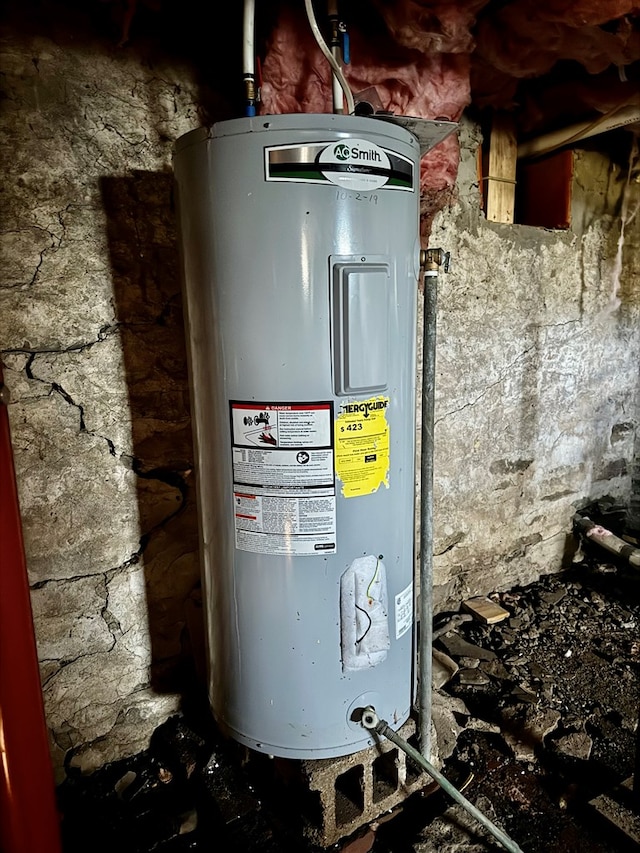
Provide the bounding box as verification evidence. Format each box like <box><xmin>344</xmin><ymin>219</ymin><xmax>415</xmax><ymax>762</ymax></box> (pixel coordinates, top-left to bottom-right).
<box><xmin>429</xmin><ymin>122</ymin><xmax>640</xmax><ymax>607</ymax></box>
<box><xmin>0</xmin><ymin>3</ymin><xmax>219</xmax><ymax>779</ymax></box>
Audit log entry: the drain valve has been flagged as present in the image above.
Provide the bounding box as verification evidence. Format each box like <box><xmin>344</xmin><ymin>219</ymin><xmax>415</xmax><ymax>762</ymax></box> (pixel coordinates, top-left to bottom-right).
<box><xmin>360</xmin><ymin>706</ymin><xmax>380</xmax><ymax>731</ymax></box>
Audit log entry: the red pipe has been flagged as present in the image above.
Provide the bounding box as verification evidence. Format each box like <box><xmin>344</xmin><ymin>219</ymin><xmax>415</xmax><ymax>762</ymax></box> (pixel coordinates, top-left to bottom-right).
<box><xmin>0</xmin><ymin>365</ymin><xmax>63</xmax><ymax>853</ymax></box>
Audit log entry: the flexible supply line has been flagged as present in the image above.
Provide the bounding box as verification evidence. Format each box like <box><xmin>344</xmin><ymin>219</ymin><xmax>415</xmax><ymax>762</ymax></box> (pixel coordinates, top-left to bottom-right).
<box><xmin>327</xmin><ymin>0</ymin><xmax>344</xmax><ymax>114</ymax></box>
<box><xmin>304</xmin><ymin>0</ymin><xmax>355</xmax><ymax>114</ymax></box>
<box><xmin>243</xmin><ymin>0</ymin><xmax>257</xmax><ymax>116</ymax></box>
<box><xmin>518</xmin><ymin>102</ymin><xmax>640</xmax><ymax>160</ymax></box>
<box><xmin>360</xmin><ymin>707</ymin><xmax>525</xmax><ymax>853</ymax></box>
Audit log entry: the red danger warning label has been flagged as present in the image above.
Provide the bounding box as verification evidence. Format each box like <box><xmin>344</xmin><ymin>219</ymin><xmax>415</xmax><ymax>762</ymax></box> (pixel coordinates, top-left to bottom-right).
<box><xmin>229</xmin><ymin>401</ymin><xmax>336</xmax><ymax>556</ymax></box>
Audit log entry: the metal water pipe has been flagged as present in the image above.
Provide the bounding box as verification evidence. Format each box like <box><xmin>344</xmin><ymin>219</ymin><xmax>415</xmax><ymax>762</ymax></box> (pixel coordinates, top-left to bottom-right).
<box><xmin>418</xmin><ymin>247</ymin><xmax>448</xmax><ymax>759</ymax></box>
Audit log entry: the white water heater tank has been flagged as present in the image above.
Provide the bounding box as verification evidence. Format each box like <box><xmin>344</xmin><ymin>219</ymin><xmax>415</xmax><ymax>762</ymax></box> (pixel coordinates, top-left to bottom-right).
<box><xmin>173</xmin><ymin>113</ymin><xmax>420</xmax><ymax>758</ymax></box>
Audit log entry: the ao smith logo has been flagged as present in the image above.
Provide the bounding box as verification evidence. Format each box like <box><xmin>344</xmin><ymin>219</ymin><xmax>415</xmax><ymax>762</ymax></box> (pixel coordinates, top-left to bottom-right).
<box><xmin>332</xmin><ymin>143</ymin><xmax>382</xmax><ymax>163</ymax></box>
<box><xmin>341</xmin><ymin>400</ymin><xmax>388</xmax><ymax>417</ymax></box>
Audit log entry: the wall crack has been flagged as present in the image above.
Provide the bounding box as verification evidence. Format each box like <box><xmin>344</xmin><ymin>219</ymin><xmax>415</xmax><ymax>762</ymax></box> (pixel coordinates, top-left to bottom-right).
<box><xmin>436</xmin><ymin>344</ymin><xmax>537</xmax><ymax>424</ymax></box>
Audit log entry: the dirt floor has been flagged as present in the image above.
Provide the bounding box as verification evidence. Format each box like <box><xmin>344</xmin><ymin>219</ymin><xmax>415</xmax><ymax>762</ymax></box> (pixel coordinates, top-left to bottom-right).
<box><xmin>57</xmin><ymin>513</ymin><xmax>640</xmax><ymax>853</ymax></box>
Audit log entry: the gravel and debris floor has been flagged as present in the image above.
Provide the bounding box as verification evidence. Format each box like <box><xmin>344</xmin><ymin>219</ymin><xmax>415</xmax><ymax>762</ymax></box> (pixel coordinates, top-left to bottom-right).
<box><xmin>57</xmin><ymin>527</ymin><xmax>640</xmax><ymax>853</ymax></box>
<box><xmin>410</xmin><ymin>557</ymin><xmax>640</xmax><ymax>853</ymax></box>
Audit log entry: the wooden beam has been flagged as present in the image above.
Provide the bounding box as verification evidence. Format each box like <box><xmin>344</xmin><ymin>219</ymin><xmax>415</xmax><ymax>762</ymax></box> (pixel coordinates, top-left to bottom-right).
<box><xmin>486</xmin><ymin>113</ymin><xmax>517</xmax><ymax>224</ymax></box>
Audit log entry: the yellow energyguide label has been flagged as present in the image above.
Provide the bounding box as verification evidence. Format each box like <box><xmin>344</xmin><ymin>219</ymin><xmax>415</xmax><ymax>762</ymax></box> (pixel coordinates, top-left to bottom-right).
<box><xmin>335</xmin><ymin>396</ymin><xmax>390</xmax><ymax>498</ymax></box>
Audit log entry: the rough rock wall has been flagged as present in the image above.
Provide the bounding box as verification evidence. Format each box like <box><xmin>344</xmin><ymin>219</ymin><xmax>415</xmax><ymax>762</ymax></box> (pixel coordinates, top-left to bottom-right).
<box><xmin>429</xmin><ymin>120</ymin><xmax>640</xmax><ymax>607</ymax></box>
<box><xmin>0</xmin><ymin>6</ymin><xmax>215</xmax><ymax>779</ymax></box>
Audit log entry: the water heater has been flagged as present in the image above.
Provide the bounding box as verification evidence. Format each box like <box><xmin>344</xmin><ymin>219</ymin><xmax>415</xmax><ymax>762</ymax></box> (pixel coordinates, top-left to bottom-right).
<box><xmin>174</xmin><ymin>113</ymin><xmax>421</xmax><ymax>758</ymax></box>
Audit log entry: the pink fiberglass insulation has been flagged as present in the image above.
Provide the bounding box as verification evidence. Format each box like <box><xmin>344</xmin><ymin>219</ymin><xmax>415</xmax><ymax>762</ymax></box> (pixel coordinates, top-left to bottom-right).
<box><xmin>472</xmin><ymin>0</ymin><xmax>640</xmax><ymax>107</ymax></box>
<box><xmin>371</xmin><ymin>0</ymin><xmax>490</xmax><ymax>54</ymax></box>
<box><xmin>259</xmin><ymin>2</ymin><xmax>471</xmax><ymax>226</ymax></box>
<box><xmin>353</xmin><ymin>1</ymin><xmax>640</xmax><ymax>116</ymax></box>
<box><xmin>370</xmin><ymin>0</ymin><xmax>640</xmax><ymax>82</ymax></box>
<box><xmin>477</xmin><ymin>3</ymin><xmax>640</xmax><ymax>76</ymax></box>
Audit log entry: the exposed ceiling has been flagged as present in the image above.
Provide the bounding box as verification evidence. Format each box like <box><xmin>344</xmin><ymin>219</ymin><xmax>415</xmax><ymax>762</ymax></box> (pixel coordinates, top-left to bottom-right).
<box><xmin>378</xmin><ymin>0</ymin><xmax>640</xmax><ymax>137</ymax></box>
<box><xmin>258</xmin><ymin>0</ymin><xmax>640</xmax><ymax>138</ymax></box>
<box><xmin>247</xmin><ymin>0</ymin><xmax>640</xmax><ymax>210</ymax></box>
<box><xmin>88</xmin><ymin>0</ymin><xmax>640</xmax><ymax>148</ymax></box>
<box><xmin>28</xmin><ymin>0</ymin><xmax>633</xmax><ymax>206</ymax></box>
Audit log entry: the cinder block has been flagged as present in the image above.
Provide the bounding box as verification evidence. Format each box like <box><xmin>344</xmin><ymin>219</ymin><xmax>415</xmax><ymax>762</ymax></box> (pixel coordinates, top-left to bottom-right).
<box><xmin>298</xmin><ymin>717</ymin><xmax>435</xmax><ymax>847</ymax></box>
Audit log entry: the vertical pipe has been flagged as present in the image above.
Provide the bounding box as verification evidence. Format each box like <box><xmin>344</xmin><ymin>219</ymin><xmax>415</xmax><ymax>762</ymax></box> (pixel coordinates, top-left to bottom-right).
<box><xmin>304</xmin><ymin>0</ymin><xmax>354</xmax><ymax>115</ymax></box>
<box><xmin>243</xmin><ymin>0</ymin><xmax>256</xmax><ymax>116</ymax></box>
<box><xmin>327</xmin><ymin>0</ymin><xmax>343</xmax><ymax>114</ymax></box>
<box><xmin>0</xmin><ymin>366</ymin><xmax>62</xmax><ymax>853</ymax></box>
<box><xmin>418</xmin><ymin>251</ymin><xmax>439</xmax><ymax>759</ymax></box>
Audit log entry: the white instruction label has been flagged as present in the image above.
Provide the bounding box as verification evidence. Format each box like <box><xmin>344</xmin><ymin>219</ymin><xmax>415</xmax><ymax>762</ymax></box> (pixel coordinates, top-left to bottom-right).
<box><xmin>395</xmin><ymin>582</ymin><xmax>413</xmax><ymax>640</ymax></box>
<box><xmin>230</xmin><ymin>401</ymin><xmax>336</xmax><ymax>556</ymax></box>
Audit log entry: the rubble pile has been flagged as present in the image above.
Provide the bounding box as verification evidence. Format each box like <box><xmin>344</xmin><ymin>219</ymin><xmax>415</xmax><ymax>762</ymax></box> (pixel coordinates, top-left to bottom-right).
<box><xmin>416</xmin><ymin>555</ymin><xmax>640</xmax><ymax>850</ymax></box>
<box><xmin>57</xmin><ymin>539</ymin><xmax>640</xmax><ymax>852</ymax></box>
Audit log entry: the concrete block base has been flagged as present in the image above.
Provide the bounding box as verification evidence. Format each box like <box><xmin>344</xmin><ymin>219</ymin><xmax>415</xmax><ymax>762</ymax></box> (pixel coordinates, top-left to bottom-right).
<box><xmin>588</xmin><ymin>776</ymin><xmax>640</xmax><ymax>847</ymax></box>
<box><xmin>294</xmin><ymin>716</ymin><xmax>436</xmax><ymax>848</ymax></box>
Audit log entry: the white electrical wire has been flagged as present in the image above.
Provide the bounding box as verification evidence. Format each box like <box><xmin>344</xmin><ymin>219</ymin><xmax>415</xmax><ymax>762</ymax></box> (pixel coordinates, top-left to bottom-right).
<box><xmin>518</xmin><ymin>102</ymin><xmax>640</xmax><ymax>160</ymax></box>
<box><xmin>304</xmin><ymin>0</ymin><xmax>355</xmax><ymax>115</ymax></box>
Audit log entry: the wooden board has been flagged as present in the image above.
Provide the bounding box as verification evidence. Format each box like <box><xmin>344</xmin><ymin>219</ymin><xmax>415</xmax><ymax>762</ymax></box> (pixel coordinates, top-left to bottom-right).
<box><xmin>462</xmin><ymin>595</ymin><xmax>510</xmax><ymax>624</ymax></box>
<box><xmin>485</xmin><ymin>113</ymin><xmax>517</xmax><ymax>224</ymax></box>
